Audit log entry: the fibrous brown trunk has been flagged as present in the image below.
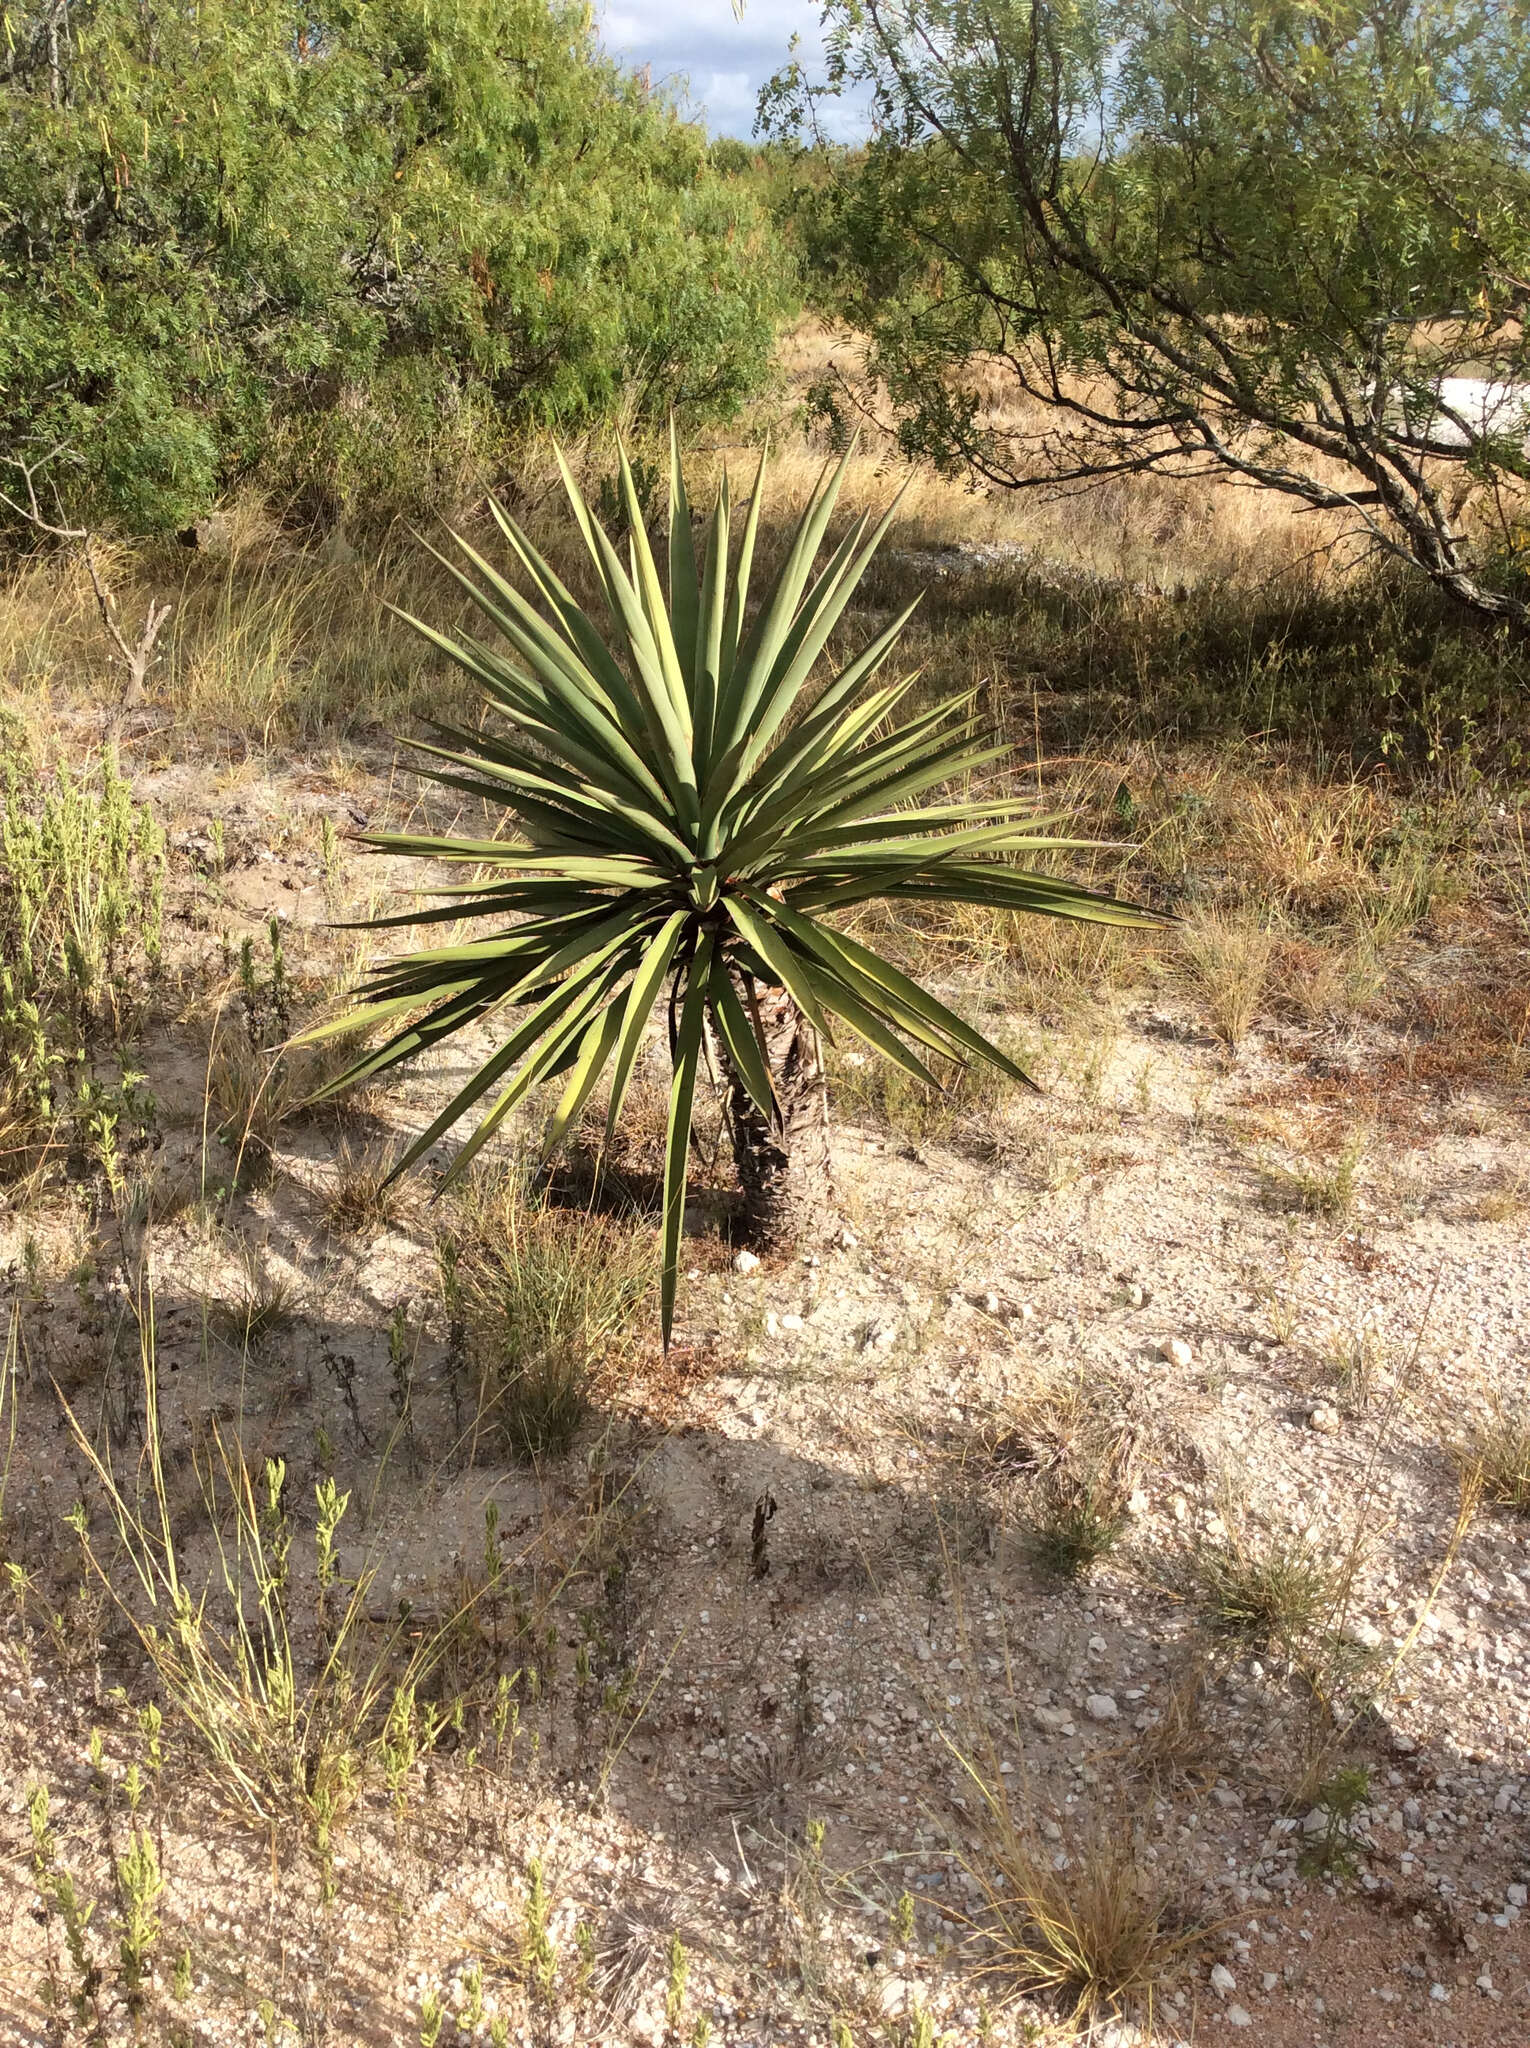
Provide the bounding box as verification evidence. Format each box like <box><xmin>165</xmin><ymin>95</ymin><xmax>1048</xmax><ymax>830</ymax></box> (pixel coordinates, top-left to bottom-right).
<box><xmin>723</xmin><ymin>982</ymin><xmax>832</xmax><ymax>1252</ymax></box>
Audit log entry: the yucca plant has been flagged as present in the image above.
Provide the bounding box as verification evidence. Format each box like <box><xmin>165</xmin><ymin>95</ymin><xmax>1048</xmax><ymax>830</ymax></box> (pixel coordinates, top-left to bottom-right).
<box><xmin>308</xmin><ymin>438</ymin><xmax>1156</xmax><ymax>1340</ymax></box>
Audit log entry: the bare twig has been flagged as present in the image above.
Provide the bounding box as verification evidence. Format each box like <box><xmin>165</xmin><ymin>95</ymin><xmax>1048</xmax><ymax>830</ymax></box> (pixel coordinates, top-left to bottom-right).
<box><xmin>2</xmin><ymin>449</ymin><xmax>172</xmax><ymax>709</ymax></box>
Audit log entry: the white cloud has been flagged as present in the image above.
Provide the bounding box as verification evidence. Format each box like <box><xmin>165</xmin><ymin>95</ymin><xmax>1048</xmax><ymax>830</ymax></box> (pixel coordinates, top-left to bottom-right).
<box><xmin>595</xmin><ymin>0</ymin><xmax>864</xmax><ymax>139</ymax></box>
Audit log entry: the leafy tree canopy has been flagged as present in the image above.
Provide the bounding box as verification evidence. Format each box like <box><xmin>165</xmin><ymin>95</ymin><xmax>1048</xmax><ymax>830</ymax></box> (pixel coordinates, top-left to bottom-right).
<box><xmin>0</xmin><ymin>0</ymin><xmax>793</xmax><ymax>533</ymax></box>
<box><xmin>763</xmin><ymin>0</ymin><xmax>1530</xmax><ymax>623</ymax></box>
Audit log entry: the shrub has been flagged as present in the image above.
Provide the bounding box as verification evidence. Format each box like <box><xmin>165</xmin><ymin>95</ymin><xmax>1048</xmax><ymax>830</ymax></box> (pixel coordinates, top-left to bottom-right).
<box><xmin>307</xmin><ymin>439</ymin><xmax>1156</xmax><ymax>1337</ymax></box>
<box><xmin>0</xmin><ymin>744</ymin><xmax>164</xmax><ymax>1176</ymax></box>
<box><xmin>0</xmin><ymin>0</ymin><xmax>793</xmax><ymax>535</ymax></box>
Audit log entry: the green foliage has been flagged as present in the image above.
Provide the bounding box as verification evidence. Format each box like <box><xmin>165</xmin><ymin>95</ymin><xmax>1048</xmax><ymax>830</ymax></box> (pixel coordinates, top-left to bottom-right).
<box><xmin>1025</xmin><ymin>1465</ymin><xmax>1130</xmax><ymax>1582</ymax></box>
<box><xmin>766</xmin><ymin>0</ymin><xmax>1530</xmax><ymax>621</ymax></box>
<box><xmin>0</xmin><ymin>742</ymin><xmax>165</xmax><ymax>1175</ymax></box>
<box><xmin>29</xmin><ymin>1781</ymin><xmax>102</xmax><ymax>2026</ymax></box>
<box><xmin>0</xmin><ymin>0</ymin><xmax>792</xmax><ymax>534</ymax></box>
<box><xmin>113</xmin><ymin>1824</ymin><xmax>163</xmax><ymax>1997</ymax></box>
<box><xmin>310</xmin><ymin>436</ymin><xmax>1156</xmax><ymax>1338</ymax></box>
<box><xmin>64</xmin><ymin>1329</ymin><xmax>449</xmax><ymax>1857</ymax></box>
<box><xmin>1297</xmin><ymin>1766</ymin><xmax>1371</xmax><ymax>1884</ymax></box>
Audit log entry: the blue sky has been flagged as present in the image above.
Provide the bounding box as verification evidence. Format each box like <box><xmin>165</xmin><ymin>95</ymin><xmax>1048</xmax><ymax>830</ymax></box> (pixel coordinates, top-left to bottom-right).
<box><xmin>597</xmin><ymin>0</ymin><xmax>857</xmax><ymax>140</ymax></box>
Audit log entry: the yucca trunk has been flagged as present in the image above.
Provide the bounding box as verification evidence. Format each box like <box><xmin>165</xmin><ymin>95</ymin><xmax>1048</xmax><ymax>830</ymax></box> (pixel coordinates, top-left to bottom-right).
<box><xmin>720</xmin><ymin>982</ymin><xmax>832</xmax><ymax>1250</ymax></box>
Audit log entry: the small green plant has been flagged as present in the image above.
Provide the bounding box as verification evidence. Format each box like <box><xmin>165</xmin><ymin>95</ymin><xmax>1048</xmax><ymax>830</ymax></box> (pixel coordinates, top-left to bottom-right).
<box><xmin>1297</xmin><ymin>1765</ymin><xmax>1371</xmax><ymax>1884</ymax></box>
<box><xmin>382</xmin><ymin>1684</ymin><xmax>421</xmax><ymax>1817</ymax></box>
<box><xmin>114</xmin><ymin>1824</ymin><xmax>164</xmax><ymax>1997</ymax></box>
<box><xmin>419</xmin><ymin>1986</ymin><xmax>445</xmax><ymax>2048</ymax></box>
<box><xmin>461</xmin><ymin>1963</ymin><xmax>485</xmax><ymax>2028</ymax></box>
<box><xmin>1024</xmin><ymin>1464</ymin><xmax>1130</xmax><ymax>1580</ymax></box>
<box><xmin>665</xmin><ymin>1930</ymin><xmax>690</xmax><ymax>2035</ymax></box>
<box><xmin>1252</xmin><ymin>1248</ymin><xmax>1303</xmax><ymax>1344</ymax></box>
<box><xmin>1192</xmin><ymin>1525</ymin><xmax>1345</xmax><ymax>1661</ymax></box>
<box><xmin>319</xmin><ymin>815</ymin><xmax>343</xmax><ymax>906</ymax></box>
<box><xmin>523</xmin><ymin>1855</ymin><xmax>558</xmax><ymax>2002</ymax></box>
<box><xmin>238</xmin><ymin>916</ymin><xmax>293</xmax><ymax>1045</ymax></box>
<box><xmin>1323</xmin><ymin>1324</ymin><xmax>1384</xmax><ymax>1411</ymax></box>
<box><xmin>1262</xmin><ymin>1131</ymin><xmax>1366</xmax><ymax>1220</ymax></box>
<box><xmin>29</xmin><ymin>1782</ymin><xmax>101</xmax><ymax>2025</ymax></box>
<box><xmin>0</xmin><ymin>1302</ymin><xmax>19</xmax><ymax>1548</ymax></box>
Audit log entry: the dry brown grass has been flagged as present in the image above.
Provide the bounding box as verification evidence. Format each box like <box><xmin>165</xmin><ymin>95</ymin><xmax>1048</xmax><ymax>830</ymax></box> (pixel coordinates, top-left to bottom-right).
<box><xmin>1450</xmin><ymin>1397</ymin><xmax>1530</xmax><ymax>1515</ymax></box>
<box><xmin>950</xmin><ymin>1759</ymin><xmax>1206</xmax><ymax>2027</ymax></box>
<box><xmin>773</xmin><ymin>316</ymin><xmax>1530</xmax><ymax>590</ymax></box>
<box><xmin>1179</xmin><ymin>911</ymin><xmax>1275</xmax><ymax>1046</ymax></box>
<box><xmin>322</xmin><ymin>1138</ymin><xmax>406</xmax><ymax>1237</ymax></box>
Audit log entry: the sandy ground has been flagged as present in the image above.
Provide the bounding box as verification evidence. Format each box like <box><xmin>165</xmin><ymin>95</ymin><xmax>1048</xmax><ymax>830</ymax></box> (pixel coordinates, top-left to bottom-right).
<box><xmin>1</xmin><ymin>739</ymin><xmax>1528</xmax><ymax>2047</ymax></box>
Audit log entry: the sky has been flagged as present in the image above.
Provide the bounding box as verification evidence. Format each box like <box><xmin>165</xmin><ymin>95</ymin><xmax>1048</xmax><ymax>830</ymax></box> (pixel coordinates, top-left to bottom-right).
<box><xmin>597</xmin><ymin>0</ymin><xmax>859</xmax><ymax>141</ymax></box>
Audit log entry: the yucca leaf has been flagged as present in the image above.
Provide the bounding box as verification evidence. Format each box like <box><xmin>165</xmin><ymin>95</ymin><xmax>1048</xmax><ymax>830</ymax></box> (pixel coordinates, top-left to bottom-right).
<box><xmin>707</xmin><ymin>957</ymin><xmax>777</xmax><ymax>1125</ymax></box>
<box><xmin>668</xmin><ymin>422</ymin><xmax>700</xmax><ymax>694</ymax></box>
<box><xmin>660</xmin><ymin>934</ymin><xmax>714</xmax><ymax>1346</ymax></box>
<box><xmin>735</xmin><ymin>483</ymin><xmax>914</xmax><ymax>777</ymax></box>
<box><xmin>776</xmin><ymin>910</ymin><xmax>1039</xmax><ymax>1089</ymax></box>
<box><xmin>542</xmin><ymin>999</ymin><xmax>626</xmax><ymax>1161</ymax></box>
<box><xmin>726</xmin><ymin>442</ymin><xmax>857</xmax><ymax>732</ymax></box>
<box><xmin>693</xmin><ymin>466</ymin><xmax>729</xmax><ymax>773</ymax></box>
<box><xmin>723</xmin><ymin>896</ymin><xmax>832</xmax><ymax>1035</ymax></box>
<box><xmin>603</xmin><ymin>909</ymin><xmax>688</xmax><ymax>1151</ymax></box>
<box><xmin>719</xmin><ymin>441</ymin><xmax>767</xmax><ymax>691</ymax></box>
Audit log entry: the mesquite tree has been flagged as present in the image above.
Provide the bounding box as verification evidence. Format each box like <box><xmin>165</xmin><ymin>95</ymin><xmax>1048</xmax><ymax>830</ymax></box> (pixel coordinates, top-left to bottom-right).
<box><xmin>764</xmin><ymin>0</ymin><xmax>1530</xmax><ymax>625</ymax></box>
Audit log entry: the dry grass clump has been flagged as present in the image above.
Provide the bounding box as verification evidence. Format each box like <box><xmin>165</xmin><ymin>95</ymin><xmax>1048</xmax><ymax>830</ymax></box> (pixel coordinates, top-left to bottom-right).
<box><xmin>1127</xmin><ymin>1652</ymin><xmax>1217</xmax><ymax>1789</ymax></box>
<box><xmin>980</xmin><ymin>1370</ymin><xmax>1137</xmax><ymax>1581</ymax></box>
<box><xmin>1450</xmin><ymin>1398</ymin><xmax>1530</xmax><ymax>1515</ymax></box>
<box><xmin>1190</xmin><ymin>1524</ymin><xmax>1347</xmax><ymax>1661</ymax></box>
<box><xmin>959</xmin><ymin>1780</ymin><xmax>1201</xmax><ymax>2026</ymax></box>
<box><xmin>323</xmin><ymin>1138</ymin><xmax>406</xmax><ymax>1237</ymax></box>
<box><xmin>454</xmin><ymin>1166</ymin><xmax>654</xmax><ymax>1461</ymax></box>
<box><xmin>1463</xmin><ymin>1173</ymin><xmax>1528</xmax><ymax>1224</ymax></box>
<box><xmin>216</xmin><ymin>1246</ymin><xmax>298</xmax><ymax>1354</ymax></box>
<box><xmin>1179</xmin><ymin>911</ymin><xmax>1274</xmax><ymax>1046</ymax></box>
<box><xmin>206</xmin><ymin>1030</ymin><xmax>308</xmax><ymax>1162</ymax></box>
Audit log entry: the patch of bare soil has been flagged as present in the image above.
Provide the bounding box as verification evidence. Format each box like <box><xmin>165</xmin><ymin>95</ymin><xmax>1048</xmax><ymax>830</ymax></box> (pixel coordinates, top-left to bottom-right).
<box><xmin>1</xmin><ymin>744</ymin><xmax>1527</xmax><ymax>2047</ymax></box>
